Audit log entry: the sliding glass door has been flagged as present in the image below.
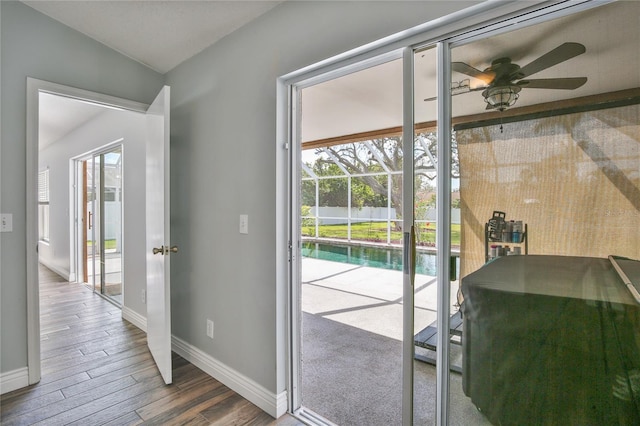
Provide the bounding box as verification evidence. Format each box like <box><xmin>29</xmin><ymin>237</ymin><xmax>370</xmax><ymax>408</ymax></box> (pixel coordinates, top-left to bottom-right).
<box><xmin>297</xmin><ymin>57</ymin><xmax>406</xmax><ymax>425</ymax></box>
<box><xmin>448</xmin><ymin>2</ymin><xmax>640</xmax><ymax>424</ymax></box>
<box><xmin>83</xmin><ymin>145</ymin><xmax>123</xmax><ymax>306</ymax></box>
<box><xmin>85</xmin><ymin>156</ymin><xmax>100</xmax><ymax>289</ymax></box>
<box><xmin>289</xmin><ymin>1</ymin><xmax>639</xmax><ymax>424</ymax></box>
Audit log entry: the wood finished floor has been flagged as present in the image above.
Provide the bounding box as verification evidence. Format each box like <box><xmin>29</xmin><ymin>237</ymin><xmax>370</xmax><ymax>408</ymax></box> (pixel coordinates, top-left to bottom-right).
<box><xmin>0</xmin><ymin>265</ymin><xmax>303</xmax><ymax>426</ymax></box>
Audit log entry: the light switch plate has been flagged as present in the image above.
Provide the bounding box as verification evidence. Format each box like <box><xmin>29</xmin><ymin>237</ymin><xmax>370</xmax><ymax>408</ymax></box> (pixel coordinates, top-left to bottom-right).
<box><xmin>239</xmin><ymin>214</ymin><xmax>248</xmax><ymax>234</ymax></box>
<box><xmin>1</xmin><ymin>214</ymin><xmax>13</xmax><ymax>232</ymax></box>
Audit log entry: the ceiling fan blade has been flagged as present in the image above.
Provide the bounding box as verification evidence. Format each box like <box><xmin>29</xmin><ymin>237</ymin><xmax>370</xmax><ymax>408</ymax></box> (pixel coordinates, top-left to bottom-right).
<box><xmin>517</xmin><ymin>42</ymin><xmax>586</xmax><ymax>78</ymax></box>
<box><xmin>452</xmin><ymin>62</ymin><xmax>495</xmax><ymax>84</ymax></box>
<box><xmin>518</xmin><ymin>77</ymin><xmax>587</xmax><ymax>90</ymax></box>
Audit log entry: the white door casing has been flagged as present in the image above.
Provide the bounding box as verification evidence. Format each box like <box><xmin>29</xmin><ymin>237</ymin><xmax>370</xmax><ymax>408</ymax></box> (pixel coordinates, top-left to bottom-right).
<box><xmin>26</xmin><ymin>78</ymin><xmax>152</xmax><ymax>387</ymax></box>
<box><xmin>145</xmin><ymin>86</ymin><xmax>172</xmax><ymax>384</ymax></box>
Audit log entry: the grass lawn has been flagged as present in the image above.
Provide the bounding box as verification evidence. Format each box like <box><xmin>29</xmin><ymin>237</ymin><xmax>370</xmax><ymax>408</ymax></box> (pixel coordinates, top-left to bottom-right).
<box><xmin>302</xmin><ymin>221</ymin><xmax>460</xmax><ymax>246</ymax></box>
<box><xmin>86</xmin><ymin>239</ymin><xmax>118</xmax><ymax>250</ymax></box>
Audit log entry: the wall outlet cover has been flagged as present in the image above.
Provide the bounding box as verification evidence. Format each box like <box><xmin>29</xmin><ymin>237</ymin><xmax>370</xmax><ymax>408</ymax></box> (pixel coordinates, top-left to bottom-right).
<box><xmin>239</xmin><ymin>214</ymin><xmax>248</xmax><ymax>234</ymax></box>
<box><xmin>206</xmin><ymin>319</ymin><xmax>214</xmax><ymax>339</ymax></box>
<box><xmin>1</xmin><ymin>214</ymin><xmax>13</xmax><ymax>232</ymax></box>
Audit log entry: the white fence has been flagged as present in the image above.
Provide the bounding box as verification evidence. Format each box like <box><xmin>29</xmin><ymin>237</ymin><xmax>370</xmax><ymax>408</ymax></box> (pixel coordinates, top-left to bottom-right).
<box><xmin>307</xmin><ymin>206</ymin><xmax>460</xmax><ymax>224</ymax></box>
<box><xmin>87</xmin><ymin>201</ymin><xmax>122</xmax><ymax>251</ymax></box>
<box><xmin>309</xmin><ymin>207</ymin><xmax>396</xmax><ymax>225</ymax></box>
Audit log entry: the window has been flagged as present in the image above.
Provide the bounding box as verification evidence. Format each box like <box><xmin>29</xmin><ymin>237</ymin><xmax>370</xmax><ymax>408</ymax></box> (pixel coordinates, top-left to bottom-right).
<box><xmin>38</xmin><ymin>169</ymin><xmax>50</xmax><ymax>242</ymax></box>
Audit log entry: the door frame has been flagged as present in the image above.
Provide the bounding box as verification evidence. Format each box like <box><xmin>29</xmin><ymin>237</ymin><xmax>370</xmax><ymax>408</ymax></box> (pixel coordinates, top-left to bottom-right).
<box><xmin>26</xmin><ymin>78</ymin><xmax>149</xmax><ymax>384</ymax></box>
<box><xmin>276</xmin><ymin>0</ymin><xmax>606</xmax><ymax>423</ymax></box>
<box><xmin>71</xmin><ymin>140</ymin><xmax>125</xmax><ymax>302</ymax></box>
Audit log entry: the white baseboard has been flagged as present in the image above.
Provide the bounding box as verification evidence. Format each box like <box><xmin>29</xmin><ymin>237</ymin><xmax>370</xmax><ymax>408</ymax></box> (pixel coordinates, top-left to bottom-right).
<box><xmin>276</xmin><ymin>390</ymin><xmax>288</xmax><ymax>418</ymax></box>
<box><xmin>172</xmin><ymin>336</ymin><xmax>283</xmax><ymax>418</ymax></box>
<box><xmin>38</xmin><ymin>259</ymin><xmax>70</xmax><ymax>281</ymax></box>
<box><xmin>117</xmin><ymin>316</ymin><xmax>287</xmax><ymax>417</ymax></box>
<box><xmin>1</xmin><ymin>367</ymin><xmax>29</xmax><ymax>395</ymax></box>
<box><xmin>122</xmin><ymin>306</ymin><xmax>147</xmax><ymax>332</ymax></box>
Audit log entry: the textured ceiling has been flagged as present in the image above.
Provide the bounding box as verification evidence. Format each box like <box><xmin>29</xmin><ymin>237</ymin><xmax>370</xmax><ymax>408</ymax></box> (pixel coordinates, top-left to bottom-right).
<box><xmin>22</xmin><ymin>0</ymin><xmax>283</xmax><ymax>74</ymax></box>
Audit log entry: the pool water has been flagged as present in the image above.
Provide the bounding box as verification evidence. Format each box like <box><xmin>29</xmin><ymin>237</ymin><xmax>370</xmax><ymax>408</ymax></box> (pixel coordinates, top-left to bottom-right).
<box><xmin>302</xmin><ymin>242</ymin><xmax>455</xmax><ymax>276</ymax></box>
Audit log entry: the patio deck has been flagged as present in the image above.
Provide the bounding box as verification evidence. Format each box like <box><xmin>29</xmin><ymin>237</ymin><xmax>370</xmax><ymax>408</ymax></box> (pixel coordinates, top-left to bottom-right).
<box><xmin>302</xmin><ymin>257</ymin><xmax>457</xmax><ymax>342</ymax></box>
<box><xmin>301</xmin><ymin>257</ymin><xmax>490</xmax><ymax>425</ymax></box>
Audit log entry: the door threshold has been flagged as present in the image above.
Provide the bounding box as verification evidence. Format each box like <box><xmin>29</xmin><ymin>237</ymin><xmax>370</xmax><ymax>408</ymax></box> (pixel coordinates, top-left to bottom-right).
<box><xmin>293</xmin><ymin>407</ymin><xmax>338</xmax><ymax>426</ymax></box>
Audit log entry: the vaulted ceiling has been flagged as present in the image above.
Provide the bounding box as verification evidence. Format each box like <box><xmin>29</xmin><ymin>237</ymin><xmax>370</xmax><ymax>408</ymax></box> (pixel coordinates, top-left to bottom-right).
<box><xmin>28</xmin><ymin>1</ymin><xmax>639</xmax><ymax>148</ymax></box>
<box><xmin>22</xmin><ymin>1</ymin><xmax>283</xmax><ymax>74</ymax></box>
<box><xmin>25</xmin><ymin>0</ymin><xmax>283</xmax><ymax>148</ymax></box>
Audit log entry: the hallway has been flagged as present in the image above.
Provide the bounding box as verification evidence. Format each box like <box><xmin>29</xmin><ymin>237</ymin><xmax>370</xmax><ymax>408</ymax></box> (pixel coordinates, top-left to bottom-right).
<box><xmin>0</xmin><ymin>265</ymin><xmax>299</xmax><ymax>425</ymax></box>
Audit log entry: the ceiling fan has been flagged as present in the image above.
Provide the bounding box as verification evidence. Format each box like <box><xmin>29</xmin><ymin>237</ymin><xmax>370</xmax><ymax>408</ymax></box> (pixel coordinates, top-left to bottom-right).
<box><xmin>426</xmin><ymin>42</ymin><xmax>588</xmax><ymax>111</ymax></box>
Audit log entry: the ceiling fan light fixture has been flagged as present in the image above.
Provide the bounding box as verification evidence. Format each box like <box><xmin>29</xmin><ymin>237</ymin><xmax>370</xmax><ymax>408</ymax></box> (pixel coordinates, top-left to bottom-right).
<box><xmin>483</xmin><ymin>85</ymin><xmax>521</xmax><ymax>111</ymax></box>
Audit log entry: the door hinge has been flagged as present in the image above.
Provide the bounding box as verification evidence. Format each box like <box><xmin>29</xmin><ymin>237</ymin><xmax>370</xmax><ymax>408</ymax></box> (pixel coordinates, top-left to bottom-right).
<box><xmin>283</xmin><ymin>143</ymin><xmax>289</xmax><ymax>150</ymax></box>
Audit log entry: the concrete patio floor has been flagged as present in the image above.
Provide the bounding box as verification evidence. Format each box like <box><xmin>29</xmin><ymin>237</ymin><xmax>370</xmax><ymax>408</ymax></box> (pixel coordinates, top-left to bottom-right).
<box><xmin>300</xmin><ymin>257</ymin><xmax>490</xmax><ymax>425</ymax></box>
<box><xmin>302</xmin><ymin>257</ymin><xmax>455</xmax><ymax>339</ymax></box>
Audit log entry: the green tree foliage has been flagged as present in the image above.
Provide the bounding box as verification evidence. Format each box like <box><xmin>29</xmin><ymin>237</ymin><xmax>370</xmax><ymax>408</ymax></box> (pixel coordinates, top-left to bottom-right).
<box><xmin>300</xmin><ymin>205</ymin><xmax>316</xmax><ymax>227</ymax></box>
<box><xmin>302</xmin><ymin>162</ymin><xmax>389</xmax><ymax>207</ymax></box>
<box><xmin>303</xmin><ymin>132</ymin><xmax>459</xmax><ymax>213</ymax></box>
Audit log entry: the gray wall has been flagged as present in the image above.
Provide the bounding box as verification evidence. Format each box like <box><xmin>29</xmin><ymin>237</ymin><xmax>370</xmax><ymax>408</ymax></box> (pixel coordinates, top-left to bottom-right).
<box><xmin>1</xmin><ymin>0</ymin><xmax>478</xmax><ymax>398</ymax></box>
<box><xmin>0</xmin><ymin>1</ymin><xmax>163</xmax><ymax>374</ymax></box>
<box><xmin>165</xmin><ymin>0</ymin><xmax>477</xmax><ymax>395</ymax></box>
<box><xmin>38</xmin><ymin>109</ymin><xmax>148</xmax><ymax>317</ymax></box>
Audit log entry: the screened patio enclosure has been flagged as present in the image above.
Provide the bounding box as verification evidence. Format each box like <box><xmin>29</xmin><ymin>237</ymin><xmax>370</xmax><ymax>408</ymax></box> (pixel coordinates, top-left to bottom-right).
<box><xmin>291</xmin><ymin>1</ymin><xmax>640</xmax><ymax>424</ymax></box>
<box><xmin>301</xmin><ymin>132</ymin><xmax>456</xmax><ymax>247</ymax></box>
<box><xmin>457</xmin><ymin>102</ymin><xmax>640</xmax><ymax>277</ymax></box>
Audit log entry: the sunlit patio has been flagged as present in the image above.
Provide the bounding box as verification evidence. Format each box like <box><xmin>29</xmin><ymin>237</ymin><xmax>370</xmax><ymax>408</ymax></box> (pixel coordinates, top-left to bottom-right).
<box><xmin>301</xmin><ymin>257</ymin><xmax>490</xmax><ymax>425</ymax></box>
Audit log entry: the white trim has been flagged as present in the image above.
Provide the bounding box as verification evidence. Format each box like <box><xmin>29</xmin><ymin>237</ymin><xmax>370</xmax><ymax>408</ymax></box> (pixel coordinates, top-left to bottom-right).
<box><xmin>72</xmin><ymin>159</ymin><xmax>84</xmax><ymax>285</ymax></box>
<box><xmin>0</xmin><ymin>368</ymin><xmax>29</xmax><ymax>395</ymax></box>
<box><xmin>26</xmin><ymin>77</ymin><xmax>150</xmax><ymax>387</ymax></box>
<box><xmin>435</xmin><ymin>40</ymin><xmax>453</xmax><ymax>426</ymax></box>
<box><xmin>276</xmin><ymin>390</ymin><xmax>288</xmax><ymax>418</ymax></box>
<box><xmin>26</xmin><ymin>78</ymin><xmax>41</xmax><ymax>385</ymax></box>
<box><xmin>122</xmin><ymin>307</ymin><xmax>147</xmax><ymax>332</ymax></box>
<box><xmin>38</xmin><ymin>258</ymin><xmax>71</xmax><ymax>281</ymax></box>
<box><xmin>400</xmin><ymin>46</ymin><xmax>416</xmax><ymax>426</ymax></box>
<box><xmin>36</xmin><ymin>81</ymin><xmax>149</xmax><ymax>113</ymax></box>
<box><xmin>294</xmin><ymin>407</ymin><xmax>338</xmax><ymax>426</ymax></box>
<box><xmin>172</xmin><ymin>335</ymin><xmax>282</xmax><ymax>418</ymax></box>
<box><xmin>446</xmin><ymin>0</ymin><xmax>611</xmax><ymax>49</ymax></box>
<box><xmin>276</xmin><ymin>79</ymin><xmax>295</xmax><ymax>412</ymax></box>
<box><xmin>67</xmin><ymin>160</ymin><xmax>76</xmax><ymax>283</ymax></box>
<box><xmin>279</xmin><ymin>1</ymin><xmax>555</xmax><ymax>87</ymax></box>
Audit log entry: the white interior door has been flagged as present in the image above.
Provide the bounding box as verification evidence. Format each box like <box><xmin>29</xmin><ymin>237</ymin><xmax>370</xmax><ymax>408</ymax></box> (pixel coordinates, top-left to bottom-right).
<box><xmin>146</xmin><ymin>86</ymin><xmax>172</xmax><ymax>384</ymax></box>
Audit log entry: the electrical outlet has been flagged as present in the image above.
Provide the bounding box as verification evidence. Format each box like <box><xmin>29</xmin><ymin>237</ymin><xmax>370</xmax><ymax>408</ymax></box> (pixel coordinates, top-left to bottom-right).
<box><xmin>1</xmin><ymin>214</ymin><xmax>13</xmax><ymax>232</ymax></box>
<box><xmin>206</xmin><ymin>319</ymin><xmax>214</xmax><ymax>339</ymax></box>
<box><xmin>239</xmin><ymin>214</ymin><xmax>248</xmax><ymax>234</ymax></box>
<box><xmin>141</xmin><ymin>289</ymin><xmax>146</xmax><ymax>304</ymax></box>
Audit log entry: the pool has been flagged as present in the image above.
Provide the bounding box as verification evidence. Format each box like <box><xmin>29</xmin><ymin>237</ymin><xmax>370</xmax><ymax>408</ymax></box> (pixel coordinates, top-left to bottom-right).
<box><xmin>302</xmin><ymin>242</ymin><xmax>458</xmax><ymax>277</ymax></box>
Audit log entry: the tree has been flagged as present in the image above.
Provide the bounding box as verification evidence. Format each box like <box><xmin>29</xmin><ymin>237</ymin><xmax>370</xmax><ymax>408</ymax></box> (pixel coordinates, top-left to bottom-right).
<box><xmin>301</xmin><ymin>162</ymin><xmax>388</xmax><ymax>207</ymax></box>
<box><xmin>313</xmin><ymin>132</ymin><xmax>459</xmax><ymax>215</ymax></box>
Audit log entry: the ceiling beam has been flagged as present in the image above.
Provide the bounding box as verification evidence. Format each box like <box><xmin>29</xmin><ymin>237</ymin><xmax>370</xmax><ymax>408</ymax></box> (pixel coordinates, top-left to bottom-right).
<box><xmin>301</xmin><ymin>87</ymin><xmax>640</xmax><ymax>150</ymax></box>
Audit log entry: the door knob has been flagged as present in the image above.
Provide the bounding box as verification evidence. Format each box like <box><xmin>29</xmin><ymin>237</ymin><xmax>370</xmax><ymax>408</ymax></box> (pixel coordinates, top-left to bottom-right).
<box><xmin>153</xmin><ymin>246</ymin><xmax>164</xmax><ymax>255</ymax></box>
<box><xmin>169</xmin><ymin>246</ymin><xmax>178</xmax><ymax>253</ymax></box>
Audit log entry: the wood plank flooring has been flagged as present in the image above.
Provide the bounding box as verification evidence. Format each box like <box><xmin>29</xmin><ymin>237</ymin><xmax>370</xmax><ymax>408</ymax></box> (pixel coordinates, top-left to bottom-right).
<box><xmin>0</xmin><ymin>265</ymin><xmax>303</xmax><ymax>426</ymax></box>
